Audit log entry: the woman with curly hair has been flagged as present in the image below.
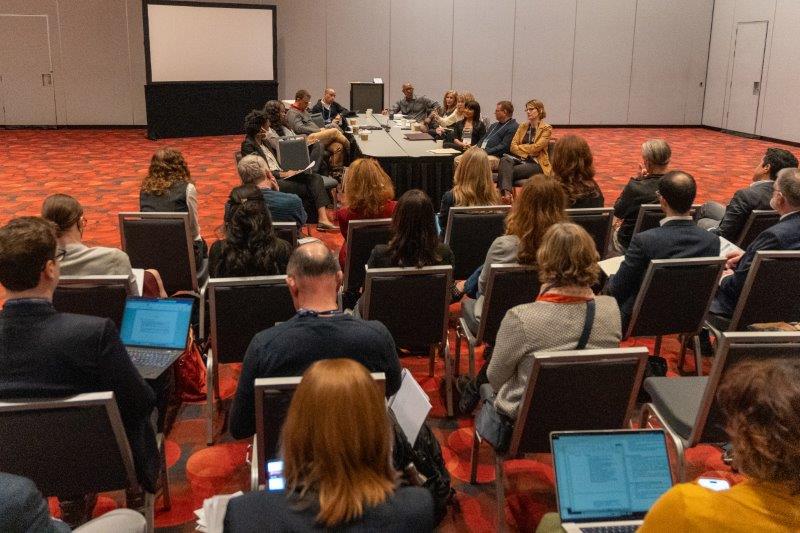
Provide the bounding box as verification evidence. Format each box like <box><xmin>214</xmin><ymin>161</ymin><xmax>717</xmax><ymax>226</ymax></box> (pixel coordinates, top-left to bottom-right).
<box><xmin>209</xmin><ymin>184</ymin><xmax>292</xmax><ymax>277</ymax></box>
<box><xmin>551</xmin><ymin>134</ymin><xmax>604</xmax><ymax>208</ymax></box>
<box><xmin>438</xmin><ymin>147</ymin><xmax>501</xmax><ymax>231</ymax></box>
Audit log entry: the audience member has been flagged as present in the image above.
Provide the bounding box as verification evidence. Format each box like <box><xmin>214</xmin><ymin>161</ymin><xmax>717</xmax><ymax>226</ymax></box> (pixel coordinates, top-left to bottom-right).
<box><xmin>697</xmin><ymin>147</ymin><xmax>798</xmax><ymax>240</ymax></box>
<box><xmin>228</xmin><ymin>241</ymin><xmax>401</xmax><ymax>439</ymax></box>
<box><xmin>230</xmin><ymin>154</ymin><xmax>307</xmax><ymax>228</ymax></box>
<box><xmin>424</xmin><ymin>89</ymin><xmax>459</xmax><ymax>132</ymax></box>
<box><xmin>439</xmin><ymin>147</ymin><xmax>501</xmax><ymax>230</ymax></box>
<box><xmin>433</xmin><ymin>91</ymin><xmax>473</xmax><ymax>134</ymax></box>
<box><xmin>455</xmin><ymin>100</ymin><xmax>518</xmax><ymax>171</ymax></box>
<box><xmin>336</xmin><ymin>158</ymin><xmax>397</xmax><ymax>269</ymax></box>
<box><xmin>262</xmin><ymin>99</ymin><xmax>325</xmax><ymax>173</ymax></box>
<box><xmin>711</xmin><ymin>167</ymin><xmax>800</xmax><ymax>318</ymax></box>
<box><xmin>639</xmin><ymin>357</ymin><xmax>800</xmax><ymax>532</ymax></box>
<box><xmin>496</xmin><ymin>99</ymin><xmax>553</xmax><ymax>202</ymax></box>
<box><xmin>210</xmin><ymin>184</ymin><xmax>292</xmax><ymax>278</ymax></box>
<box><xmin>286</xmin><ymin>89</ymin><xmax>350</xmax><ymax>171</ymax></box>
<box><xmin>551</xmin><ymin>135</ymin><xmax>604</xmax><ymax>208</ymax></box>
<box><xmin>225</xmin><ymin>358</ymin><xmax>434</xmax><ymax>532</ymax></box>
<box><xmin>385</xmin><ymin>83</ymin><xmax>439</xmax><ymax>122</ymax></box>
<box><xmin>612</xmin><ymin>139</ymin><xmax>671</xmax><ymax>251</ymax></box>
<box><xmin>0</xmin><ymin>217</ymin><xmax>159</xmax><ymax>523</ymax></box>
<box><xmin>443</xmin><ymin>100</ymin><xmax>486</xmax><ymax>152</ymax></box>
<box><xmin>310</xmin><ymin>87</ymin><xmax>349</xmax><ymax>127</ymax></box>
<box><xmin>608</xmin><ymin>171</ymin><xmax>720</xmax><ymax>330</ymax></box>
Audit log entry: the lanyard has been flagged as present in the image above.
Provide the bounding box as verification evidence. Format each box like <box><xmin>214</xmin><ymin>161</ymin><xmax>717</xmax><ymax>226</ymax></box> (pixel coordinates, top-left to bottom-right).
<box><xmin>321</xmin><ymin>105</ymin><xmax>331</xmax><ymax>121</ymax></box>
<box><xmin>482</xmin><ymin>120</ymin><xmax>513</xmax><ymax>146</ymax></box>
<box><xmin>296</xmin><ymin>308</ymin><xmax>343</xmax><ymax>318</ymax></box>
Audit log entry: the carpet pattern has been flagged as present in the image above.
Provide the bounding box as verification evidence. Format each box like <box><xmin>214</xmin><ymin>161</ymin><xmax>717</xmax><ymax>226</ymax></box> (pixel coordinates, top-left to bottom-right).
<box><xmin>0</xmin><ymin>126</ymin><xmax>789</xmax><ymax>532</ymax></box>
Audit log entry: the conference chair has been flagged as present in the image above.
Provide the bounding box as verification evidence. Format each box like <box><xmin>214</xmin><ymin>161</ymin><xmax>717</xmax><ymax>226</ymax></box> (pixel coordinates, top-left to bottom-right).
<box><xmin>443</xmin><ymin>205</ymin><xmax>511</xmax><ymax>280</ymax></box>
<box><xmin>734</xmin><ymin>209</ymin><xmax>779</xmax><ymax>249</ymax></box>
<box><xmin>250</xmin><ymin>373</ymin><xmax>386</xmax><ymax>490</ymax></box>
<box><xmin>470</xmin><ymin>347</ymin><xmax>649</xmax><ymax>531</ymax></box>
<box><xmin>639</xmin><ymin>331</ymin><xmax>800</xmax><ymax>481</ymax></box>
<box><xmin>624</xmin><ymin>257</ymin><xmax>726</xmax><ymax>375</ymax></box>
<box><xmin>205</xmin><ymin>276</ymin><xmax>295</xmax><ymax>445</ymax></box>
<box><xmin>455</xmin><ymin>264</ymin><xmax>539</xmax><ymax>378</ymax></box>
<box><xmin>566</xmin><ymin>207</ymin><xmax>614</xmax><ymax>259</ymax></box>
<box><xmin>362</xmin><ymin>265</ymin><xmax>453</xmax><ymax>414</ymax></box>
<box><xmin>631</xmin><ymin>204</ymin><xmax>700</xmax><ymax>237</ymax></box>
<box><xmin>53</xmin><ymin>275</ymin><xmax>136</xmax><ymax>328</ymax></box>
<box><xmin>272</xmin><ymin>221</ymin><xmax>299</xmax><ymax>248</ymax></box>
<box><xmin>340</xmin><ymin>218</ymin><xmax>392</xmax><ymax>307</ymax></box>
<box><xmin>0</xmin><ymin>392</ymin><xmax>164</xmax><ymax>532</ymax></box>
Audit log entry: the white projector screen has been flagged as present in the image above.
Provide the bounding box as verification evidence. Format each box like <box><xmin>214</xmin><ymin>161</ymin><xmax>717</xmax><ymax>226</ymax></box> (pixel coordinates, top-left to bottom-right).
<box><xmin>145</xmin><ymin>2</ymin><xmax>275</xmax><ymax>82</ymax></box>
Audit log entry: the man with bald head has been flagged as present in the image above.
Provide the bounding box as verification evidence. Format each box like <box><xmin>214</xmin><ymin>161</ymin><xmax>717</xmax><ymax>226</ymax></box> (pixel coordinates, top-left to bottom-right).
<box><xmin>384</xmin><ymin>82</ymin><xmax>438</xmax><ymax>121</ymax></box>
<box><xmin>228</xmin><ymin>241</ymin><xmax>401</xmax><ymax>439</ymax></box>
<box><xmin>310</xmin><ymin>88</ymin><xmax>349</xmax><ymax>127</ymax></box>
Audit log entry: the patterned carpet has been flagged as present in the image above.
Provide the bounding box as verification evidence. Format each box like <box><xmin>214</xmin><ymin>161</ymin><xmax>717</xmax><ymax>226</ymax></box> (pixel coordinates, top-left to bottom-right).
<box><xmin>1</xmin><ymin>126</ymin><xmax>793</xmax><ymax>532</ymax></box>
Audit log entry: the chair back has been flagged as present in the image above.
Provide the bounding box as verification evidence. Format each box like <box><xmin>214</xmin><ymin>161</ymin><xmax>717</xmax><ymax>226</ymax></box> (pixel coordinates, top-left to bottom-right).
<box><xmin>253</xmin><ymin>373</ymin><xmax>385</xmax><ymax>488</ymax></box>
<box><xmin>119</xmin><ymin>212</ymin><xmax>198</xmax><ymax>295</ymax></box>
<box><xmin>342</xmin><ymin>219</ymin><xmax>392</xmax><ymax>292</ymax></box>
<box><xmin>626</xmin><ymin>257</ymin><xmax>725</xmax><ymax>339</ymax></box>
<box><xmin>735</xmin><ymin>210</ymin><xmax>779</xmax><ymax>249</ymax></box>
<box><xmin>478</xmin><ymin>264</ymin><xmax>540</xmax><ymax>346</ymax></box>
<box><xmin>567</xmin><ymin>207</ymin><xmax>614</xmax><ymax>257</ymax></box>
<box><xmin>728</xmin><ymin>251</ymin><xmax>800</xmax><ymax>331</ymax></box>
<box><xmin>362</xmin><ymin>265</ymin><xmax>451</xmax><ymax>349</ymax></box>
<box><xmin>0</xmin><ymin>392</ymin><xmax>138</xmax><ymax>498</ymax></box>
<box><xmin>272</xmin><ymin>221</ymin><xmax>298</xmax><ymax>249</ymax></box>
<box><xmin>508</xmin><ymin>347</ymin><xmax>649</xmax><ymax>456</ymax></box>
<box><xmin>53</xmin><ymin>275</ymin><xmax>135</xmax><ymax>328</ymax></box>
<box><xmin>632</xmin><ymin>204</ymin><xmax>700</xmax><ymax>237</ymax></box>
<box><xmin>443</xmin><ymin>206</ymin><xmax>510</xmax><ymax>279</ymax></box>
<box><xmin>208</xmin><ymin>276</ymin><xmax>295</xmax><ymax>364</ymax></box>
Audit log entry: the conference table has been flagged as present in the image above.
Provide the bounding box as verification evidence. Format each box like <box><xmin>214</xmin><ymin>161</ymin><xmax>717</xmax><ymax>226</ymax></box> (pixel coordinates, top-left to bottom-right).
<box><xmin>349</xmin><ymin>113</ymin><xmax>457</xmax><ymax>209</ymax></box>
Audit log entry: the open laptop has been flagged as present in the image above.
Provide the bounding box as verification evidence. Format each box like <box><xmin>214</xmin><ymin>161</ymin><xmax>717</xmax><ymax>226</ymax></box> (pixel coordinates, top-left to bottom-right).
<box><xmin>551</xmin><ymin>429</ymin><xmax>673</xmax><ymax>532</ymax></box>
<box><xmin>277</xmin><ymin>136</ymin><xmax>311</xmax><ymax>171</ymax></box>
<box><xmin>119</xmin><ymin>298</ymin><xmax>193</xmax><ymax>379</ymax></box>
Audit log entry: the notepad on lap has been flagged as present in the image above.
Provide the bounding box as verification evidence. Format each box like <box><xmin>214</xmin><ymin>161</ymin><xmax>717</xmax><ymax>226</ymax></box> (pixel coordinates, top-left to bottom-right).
<box><xmin>598</xmin><ymin>255</ymin><xmax>625</xmax><ymax>277</ymax></box>
<box><xmin>388</xmin><ymin>369</ymin><xmax>431</xmax><ymax>444</ymax></box>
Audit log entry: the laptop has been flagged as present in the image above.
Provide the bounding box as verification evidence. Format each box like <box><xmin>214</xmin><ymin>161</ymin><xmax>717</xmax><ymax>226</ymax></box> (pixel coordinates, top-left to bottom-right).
<box><xmin>550</xmin><ymin>429</ymin><xmax>673</xmax><ymax>533</ymax></box>
<box><xmin>277</xmin><ymin>136</ymin><xmax>311</xmax><ymax>171</ymax></box>
<box><xmin>119</xmin><ymin>298</ymin><xmax>193</xmax><ymax>379</ymax></box>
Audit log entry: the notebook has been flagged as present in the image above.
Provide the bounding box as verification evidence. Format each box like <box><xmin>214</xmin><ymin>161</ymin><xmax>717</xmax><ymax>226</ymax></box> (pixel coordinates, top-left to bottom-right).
<box><xmin>403</xmin><ymin>132</ymin><xmax>434</xmax><ymax>141</ymax></box>
<box><xmin>120</xmin><ymin>298</ymin><xmax>193</xmax><ymax>379</ymax></box>
<box><xmin>551</xmin><ymin>429</ymin><xmax>673</xmax><ymax>533</ymax></box>
<box><xmin>277</xmin><ymin>136</ymin><xmax>312</xmax><ymax>171</ymax></box>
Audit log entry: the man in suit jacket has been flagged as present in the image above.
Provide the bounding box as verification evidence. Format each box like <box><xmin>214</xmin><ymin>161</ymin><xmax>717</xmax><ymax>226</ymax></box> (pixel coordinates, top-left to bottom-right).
<box><xmin>0</xmin><ymin>217</ymin><xmax>159</xmax><ymax>519</ymax></box>
<box><xmin>454</xmin><ymin>100</ymin><xmax>518</xmax><ymax>172</ymax></box>
<box><xmin>697</xmin><ymin>147</ymin><xmax>798</xmax><ymax>241</ymax></box>
<box><xmin>609</xmin><ymin>171</ymin><xmax>721</xmax><ymax>330</ymax></box>
<box><xmin>711</xmin><ymin>168</ymin><xmax>800</xmax><ymax>317</ymax></box>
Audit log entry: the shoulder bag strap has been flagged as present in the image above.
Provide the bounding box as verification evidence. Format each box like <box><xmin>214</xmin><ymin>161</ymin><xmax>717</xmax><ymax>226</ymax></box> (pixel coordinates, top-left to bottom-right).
<box><xmin>575</xmin><ymin>299</ymin><xmax>596</xmax><ymax>350</ymax></box>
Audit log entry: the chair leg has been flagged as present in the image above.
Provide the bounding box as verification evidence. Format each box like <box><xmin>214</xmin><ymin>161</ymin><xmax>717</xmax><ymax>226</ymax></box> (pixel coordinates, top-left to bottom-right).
<box><xmin>454</xmin><ymin>327</ymin><xmax>463</xmax><ymax>378</ymax></box>
<box><xmin>693</xmin><ymin>335</ymin><xmax>703</xmax><ymax>376</ymax></box>
<box><xmin>653</xmin><ymin>335</ymin><xmax>662</xmax><ymax>356</ymax></box>
<box><xmin>444</xmin><ymin>343</ymin><xmax>454</xmax><ymax>417</ymax></box>
<box><xmin>428</xmin><ymin>344</ymin><xmax>435</xmax><ymax>378</ymax></box>
<box><xmin>468</xmin><ymin>340</ymin><xmax>476</xmax><ymax>380</ymax></box>
<box><xmin>206</xmin><ymin>353</ymin><xmax>216</xmax><ymax>446</ymax></box>
<box><xmin>677</xmin><ymin>334</ymin><xmax>688</xmax><ymax>374</ymax></box>
<box><xmin>495</xmin><ymin>455</ymin><xmax>506</xmax><ymax>533</ymax></box>
<box><xmin>159</xmin><ymin>436</ymin><xmax>171</xmax><ymax>511</ymax></box>
<box><xmin>470</xmin><ymin>428</ymin><xmax>480</xmax><ymax>484</ymax></box>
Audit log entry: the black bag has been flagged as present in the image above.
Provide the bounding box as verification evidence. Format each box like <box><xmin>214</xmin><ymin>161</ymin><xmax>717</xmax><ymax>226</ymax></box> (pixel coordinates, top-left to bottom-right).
<box><xmin>392</xmin><ymin>421</ymin><xmax>454</xmax><ymax>526</ymax></box>
<box><xmin>637</xmin><ymin>355</ymin><xmax>668</xmax><ymax>402</ymax></box>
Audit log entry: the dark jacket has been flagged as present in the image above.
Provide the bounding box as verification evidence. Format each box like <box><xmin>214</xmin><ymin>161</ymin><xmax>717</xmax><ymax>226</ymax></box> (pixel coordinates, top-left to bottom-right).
<box><xmin>613</xmin><ymin>174</ymin><xmax>664</xmax><ymax>249</ymax></box>
<box><xmin>608</xmin><ymin>219</ymin><xmax>721</xmax><ymax>328</ymax></box>
<box><xmin>479</xmin><ymin>118</ymin><xmax>518</xmax><ymax>157</ymax></box>
<box><xmin>437</xmin><ymin>190</ymin><xmax>456</xmax><ymax>232</ymax></box>
<box><xmin>0</xmin><ymin>473</ymin><xmax>70</xmax><ymax>533</ymax></box>
<box><xmin>0</xmin><ymin>300</ymin><xmax>159</xmax><ymax>492</ymax></box>
<box><xmin>711</xmin><ymin>179</ymin><xmax>775</xmax><ymax>242</ymax></box>
<box><xmin>569</xmin><ymin>190</ymin><xmax>605</xmax><ymax>209</ymax></box>
<box><xmin>444</xmin><ymin>119</ymin><xmax>487</xmax><ymax>151</ymax></box>
<box><xmin>310</xmin><ymin>99</ymin><xmax>348</xmax><ymax>125</ymax></box>
<box><xmin>711</xmin><ymin>211</ymin><xmax>800</xmax><ymax>317</ymax></box>
<box><xmin>241</xmin><ymin>136</ymin><xmax>283</xmax><ymax>181</ymax></box>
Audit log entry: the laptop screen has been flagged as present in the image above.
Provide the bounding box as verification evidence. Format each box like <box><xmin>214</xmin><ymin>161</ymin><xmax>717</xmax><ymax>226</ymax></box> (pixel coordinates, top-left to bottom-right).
<box><xmin>552</xmin><ymin>430</ymin><xmax>672</xmax><ymax>522</ymax></box>
<box><xmin>120</xmin><ymin>298</ymin><xmax>193</xmax><ymax>350</ymax></box>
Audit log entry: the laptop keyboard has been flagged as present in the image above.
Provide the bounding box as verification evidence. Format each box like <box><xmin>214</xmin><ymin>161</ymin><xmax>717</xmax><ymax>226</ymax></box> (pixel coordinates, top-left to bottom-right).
<box><xmin>128</xmin><ymin>347</ymin><xmax>179</xmax><ymax>368</ymax></box>
<box><xmin>580</xmin><ymin>527</ymin><xmax>638</xmax><ymax>533</ymax></box>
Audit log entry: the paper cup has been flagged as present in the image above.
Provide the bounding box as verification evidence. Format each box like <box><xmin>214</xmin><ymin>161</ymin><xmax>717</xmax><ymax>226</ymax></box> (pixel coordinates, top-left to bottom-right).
<box><xmin>360</xmin><ymin>131</ymin><xmax>369</xmax><ymax>141</ymax></box>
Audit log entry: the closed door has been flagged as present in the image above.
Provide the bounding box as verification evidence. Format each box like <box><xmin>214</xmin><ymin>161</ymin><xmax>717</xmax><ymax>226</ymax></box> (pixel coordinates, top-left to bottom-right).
<box><xmin>0</xmin><ymin>15</ymin><xmax>57</xmax><ymax>126</ymax></box>
<box><xmin>725</xmin><ymin>21</ymin><xmax>768</xmax><ymax>135</ymax></box>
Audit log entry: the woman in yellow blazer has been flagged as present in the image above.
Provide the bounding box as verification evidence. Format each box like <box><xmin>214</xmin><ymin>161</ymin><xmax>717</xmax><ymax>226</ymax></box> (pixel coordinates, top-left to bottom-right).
<box><xmin>496</xmin><ymin>99</ymin><xmax>553</xmax><ymax>202</ymax></box>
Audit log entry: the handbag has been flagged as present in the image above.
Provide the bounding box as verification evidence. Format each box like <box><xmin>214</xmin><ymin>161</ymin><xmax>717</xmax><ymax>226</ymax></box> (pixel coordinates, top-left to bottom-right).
<box><xmin>176</xmin><ymin>331</ymin><xmax>207</xmax><ymax>402</ymax></box>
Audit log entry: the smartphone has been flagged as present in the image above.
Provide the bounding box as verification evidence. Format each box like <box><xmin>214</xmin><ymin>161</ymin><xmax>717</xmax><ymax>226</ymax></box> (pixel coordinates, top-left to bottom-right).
<box><xmin>697</xmin><ymin>477</ymin><xmax>730</xmax><ymax>491</ymax></box>
<box><xmin>266</xmin><ymin>459</ymin><xmax>285</xmax><ymax>492</ymax></box>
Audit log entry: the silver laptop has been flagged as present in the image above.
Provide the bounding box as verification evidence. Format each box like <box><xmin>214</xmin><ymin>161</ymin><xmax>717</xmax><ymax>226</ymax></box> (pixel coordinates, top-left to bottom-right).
<box><xmin>277</xmin><ymin>135</ymin><xmax>311</xmax><ymax>171</ymax></box>
<box><xmin>550</xmin><ymin>429</ymin><xmax>673</xmax><ymax>532</ymax></box>
<box><xmin>119</xmin><ymin>297</ymin><xmax>193</xmax><ymax>380</ymax></box>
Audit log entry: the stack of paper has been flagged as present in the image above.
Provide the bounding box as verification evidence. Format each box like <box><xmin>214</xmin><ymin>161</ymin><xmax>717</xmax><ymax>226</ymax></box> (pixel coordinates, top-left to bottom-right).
<box><xmin>388</xmin><ymin>369</ymin><xmax>431</xmax><ymax>445</ymax></box>
<box><xmin>195</xmin><ymin>491</ymin><xmax>243</xmax><ymax>533</ymax></box>
<box><xmin>598</xmin><ymin>255</ymin><xmax>625</xmax><ymax>277</ymax></box>
<box><xmin>427</xmin><ymin>148</ymin><xmax>461</xmax><ymax>155</ymax></box>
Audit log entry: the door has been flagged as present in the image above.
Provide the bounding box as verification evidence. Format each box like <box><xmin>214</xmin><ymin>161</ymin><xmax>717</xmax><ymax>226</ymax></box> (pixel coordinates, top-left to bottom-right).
<box><xmin>725</xmin><ymin>21</ymin><xmax>768</xmax><ymax>135</ymax></box>
<box><xmin>0</xmin><ymin>15</ymin><xmax>57</xmax><ymax>126</ymax></box>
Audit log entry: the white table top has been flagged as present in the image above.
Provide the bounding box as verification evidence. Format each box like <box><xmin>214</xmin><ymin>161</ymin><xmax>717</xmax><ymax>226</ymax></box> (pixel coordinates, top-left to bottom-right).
<box><xmin>354</xmin><ymin>113</ymin><xmax>457</xmax><ymax>159</ymax></box>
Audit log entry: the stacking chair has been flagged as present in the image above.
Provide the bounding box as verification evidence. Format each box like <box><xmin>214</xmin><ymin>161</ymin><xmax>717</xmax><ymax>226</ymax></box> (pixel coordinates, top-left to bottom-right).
<box><xmin>250</xmin><ymin>373</ymin><xmax>385</xmax><ymax>490</ymax></box>
<box><xmin>455</xmin><ymin>264</ymin><xmax>539</xmax><ymax>378</ymax></box>
<box><xmin>566</xmin><ymin>207</ymin><xmax>614</xmax><ymax>258</ymax></box>
<box><xmin>362</xmin><ymin>265</ymin><xmax>453</xmax><ymax>414</ymax></box>
<box><xmin>631</xmin><ymin>204</ymin><xmax>700</xmax><ymax>237</ymax></box>
<box><xmin>272</xmin><ymin>221</ymin><xmax>299</xmax><ymax>248</ymax></box>
<box><xmin>205</xmin><ymin>276</ymin><xmax>295</xmax><ymax>445</ymax></box>
<box><xmin>443</xmin><ymin>205</ymin><xmax>510</xmax><ymax>280</ymax></box>
<box><xmin>53</xmin><ymin>275</ymin><xmax>135</xmax><ymax>328</ymax></box>
<box><xmin>735</xmin><ymin>209</ymin><xmax>779</xmax><ymax>249</ymax></box>
<box><xmin>624</xmin><ymin>257</ymin><xmax>726</xmax><ymax>375</ymax></box>
<box><xmin>639</xmin><ymin>331</ymin><xmax>800</xmax><ymax>481</ymax></box>
<box><xmin>470</xmin><ymin>347</ymin><xmax>649</xmax><ymax>531</ymax></box>
<box><xmin>340</xmin><ymin>218</ymin><xmax>392</xmax><ymax>302</ymax></box>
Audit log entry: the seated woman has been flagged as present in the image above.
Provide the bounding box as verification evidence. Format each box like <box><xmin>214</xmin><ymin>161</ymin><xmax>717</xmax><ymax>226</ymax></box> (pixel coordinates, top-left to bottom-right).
<box><xmin>224</xmin><ymin>358</ymin><xmax>434</xmax><ymax>532</ymax></box>
<box><xmin>551</xmin><ymin>135</ymin><xmax>604</xmax><ymax>208</ymax></box>
<box><xmin>424</xmin><ymin>89</ymin><xmax>458</xmax><ymax>132</ymax></box>
<box><xmin>496</xmin><ymin>99</ymin><xmax>553</xmax><ymax>202</ymax></box>
<box><xmin>209</xmin><ymin>184</ymin><xmax>292</xmax><ymax>277</ymax></box>
<box><xmin>240</xmin><ymin>109</ymin><xmax>338</xmax><ymax>231</ymax></box>
<box><xmin>336</xmin><ymin>157</ymin><xmax>397</xmax><ymax>269</ymax></box>
<box><xmin>438</xmin><ymin>147</ymin><xmax>501</xmax><ymax>231</ymax></box>
<box><xmin>262</xmin><ymin>99</ymin><xmax>325</xmax><ymax>174</ymax></box>
<box><xmin>443</xmin><ymin>100</ymin><xmax>485</xmax><ymax>152</ymax></box>
<box><xmin>434</xmin><ymin>92</ymin><xmax>472</xmax><ymax>137</ymax></box>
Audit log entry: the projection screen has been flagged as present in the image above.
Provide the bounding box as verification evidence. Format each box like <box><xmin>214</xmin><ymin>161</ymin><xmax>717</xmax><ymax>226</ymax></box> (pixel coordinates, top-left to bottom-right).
<box><xmin>144</xmin><ymin>2</ymin><xmax>275</xmax><ymax>82</ymax></box>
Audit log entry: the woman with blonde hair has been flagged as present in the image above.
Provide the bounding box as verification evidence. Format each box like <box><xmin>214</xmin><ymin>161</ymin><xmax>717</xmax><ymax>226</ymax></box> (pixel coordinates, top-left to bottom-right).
<box><xmin>224</xmin><ymin>358</ymin><xmax>434</xmax><ymax>532</ymax></box>
<box><xmin>424</xmin><ymin>89</ymin><xmax>458</xmax><ymax>132</ymax></box>
<box><xmin>438</xmin><ymin>147</ymin><xmax>501</xmax><ymax>230</ymax></box>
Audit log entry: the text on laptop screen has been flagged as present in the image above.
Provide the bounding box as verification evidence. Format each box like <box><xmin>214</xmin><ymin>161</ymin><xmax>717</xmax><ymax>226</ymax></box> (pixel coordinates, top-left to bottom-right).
<box><xmin>120</xmin><ymin>298</ymin><xmax>193</xmax><ymax>349</ymax></box>
<box><xmin>553</xmin><ymin>431</ymin><xmax>672</xmax><ymax>522</ymax></box>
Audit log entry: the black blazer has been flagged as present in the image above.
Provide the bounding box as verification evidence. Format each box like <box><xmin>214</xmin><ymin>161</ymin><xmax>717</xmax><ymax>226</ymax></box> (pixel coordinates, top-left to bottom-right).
<box><xmin>444</xmin><ymin>119</ymin><xmax>486</xmax><ymax>151</ymax></box>
<box><xmin>608</xmin><ymin>219</ymin><xmax>720</xmax><ymax>328</ymax></box>
<box><xmin>241</xmin><ymin>135</ymin><xmax>282</xmax><ymax>180</ymax></box>
<box><xmin>612</xmin><ymin>174</ymin><xmax>663</xmax><ymax>249</ymax></box>
<box><xmin>0</xmin><ymin>301</ymin><xmax>159</xmax><ymax>492</ymax></box>
<box><xmin>712</xmin><ymin>179</ymin><xmax>774</xmax><ymax>242</ymax></box>
<box><xmin>310</xmin><ymin>99</ymin><xmax>348</xmax><ymax>125</ymax></box>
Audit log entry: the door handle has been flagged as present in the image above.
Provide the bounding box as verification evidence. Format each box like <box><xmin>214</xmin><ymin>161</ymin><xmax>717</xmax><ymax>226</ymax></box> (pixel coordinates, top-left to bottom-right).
<box><xmin>753</xmin><ymin>81</ymin><xmax>760</xmax><ymax>95</ymax></box>
<box><xmin>42</xmin><ymin>73</ymin><xmax>52</xmax><ymax>87</ymax></box>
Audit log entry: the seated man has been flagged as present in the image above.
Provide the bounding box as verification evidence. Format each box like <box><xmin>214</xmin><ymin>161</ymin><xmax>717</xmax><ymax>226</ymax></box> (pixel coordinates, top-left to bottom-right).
<box><xmin>285</xmin><ymin>89</ymin><xmax>350</xmax><ymax>171</ymax></box>
<box><xmin>696</xmin><ymin>147</ymin><xmax>798</xmax><ymax>241</ymax></box>
<box><xmin>711</xmin><ymin>167</ymin><xmax>800</xmax><ymax>318</ymax></box>
<box><xmin>385</xmin><ymin>83</ymin><xmax>439</xmax><ymax>122</ymax></box>
<box><xmin>228</xmin><ymin>241</ymin><xmax>402</xmax><ymax>439</ymax></box>
<box><xmin>262</xmin><ymin>99</ymin><xmax>325</xmax><ymax>174</ymax></box>
<box><xmin>310</xmin><ymin>87</ymin><xmax>349</xmax><ymax>127</ymax></box>
<box><xmin>608</xmin><ymin>171</ymin><xmax>720</xmax><ymax>329</ymax></box>
<box><xmin>0</xmin><ymin>217</ymin><xmax>159</xmax><ymax>523</ymax></box>
<box><xmin>454</xmin><ymin>100</ymin><xmax>517</xmax><ymax>171</ymax></box>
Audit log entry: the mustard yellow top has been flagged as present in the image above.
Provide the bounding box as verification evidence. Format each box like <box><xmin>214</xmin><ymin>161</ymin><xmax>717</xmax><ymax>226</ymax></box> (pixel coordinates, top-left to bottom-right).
<box><xmin>638</xmin><ymin>480</ymin><xmax>800</xmax><ymax>532</ymax></box>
